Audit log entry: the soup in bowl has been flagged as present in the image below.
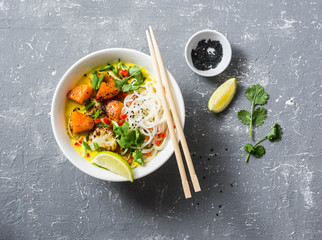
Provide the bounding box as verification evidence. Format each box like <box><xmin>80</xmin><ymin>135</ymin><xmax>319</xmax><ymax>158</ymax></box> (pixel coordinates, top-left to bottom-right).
<box><xmin>51</xmin><ymin>48</ymin><xmax>185</xmax><ymax>182</ymax></box>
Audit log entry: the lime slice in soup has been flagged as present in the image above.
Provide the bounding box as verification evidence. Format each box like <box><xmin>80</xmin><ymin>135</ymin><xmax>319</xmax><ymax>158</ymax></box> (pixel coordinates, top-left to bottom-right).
<box><xmin>208</xmin><ymin>78</ymin><xmax>237</xmax><ymax>113</ymax></box>
<box><xmin>92</xmin><ymin>151</ymin><xmax>133</xmax><ymax>182</ymax></box>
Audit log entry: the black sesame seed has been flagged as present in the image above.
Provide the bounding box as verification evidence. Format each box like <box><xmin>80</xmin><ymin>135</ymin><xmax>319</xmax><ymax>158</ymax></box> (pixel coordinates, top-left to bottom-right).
<box><xmin>216</xmin><ymin>213</ymin><xmax>219</xmax><ymax>216</ymax></box>
<box><xmin>219</xmin><ymin>205</ymin><xmax>222</xmax><ymax>208</ymax></box>
<box><xmin>211</xmin><ymin>148</ymin><xmax>214</xmax><ymax>152</ymax></box>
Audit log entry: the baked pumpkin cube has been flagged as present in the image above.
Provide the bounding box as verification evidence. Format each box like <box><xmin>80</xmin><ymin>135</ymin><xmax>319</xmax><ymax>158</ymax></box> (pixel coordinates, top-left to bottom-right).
<box><xmin>70</xmin><ymin>112</ymin><xmax>94</xmax><ymax>133</ymax></box>
<box><xmin>95</xmin><ymin>82</ymin><xmax>119</xmax><ymax>101</ymax></box>
<box><xmin>67</xmin><ymin>84</ymin><xmax>93</xmax><ymax>104</ymax></box>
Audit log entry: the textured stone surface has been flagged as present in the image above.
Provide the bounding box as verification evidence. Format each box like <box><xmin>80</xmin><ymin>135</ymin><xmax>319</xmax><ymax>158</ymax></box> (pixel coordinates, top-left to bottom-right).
<box><xmin>0</xmin><ymin>0</ymin><xmax>321</xmax><ymax>239</ymax></box>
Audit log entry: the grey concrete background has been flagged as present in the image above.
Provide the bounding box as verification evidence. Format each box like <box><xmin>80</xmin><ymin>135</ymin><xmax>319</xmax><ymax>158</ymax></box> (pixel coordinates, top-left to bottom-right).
<box><xmin>0</xmin><ymin>0</ymin><xmax>321</xmax><ymax>239</ymax></box>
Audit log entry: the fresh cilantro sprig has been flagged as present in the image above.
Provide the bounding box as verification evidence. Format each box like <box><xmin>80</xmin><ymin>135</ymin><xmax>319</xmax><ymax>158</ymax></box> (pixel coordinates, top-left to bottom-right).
<box><xmin>238</xmin><ymin>84</ymin><xmax>282</xmax><ymax>163</ymax></box>
<box><xmin>244</xmin><ymin>124</ymin><xmax>282</xmax><ymax>162</ymax></box>
<box><xmin>128</xmin><ymin>65</ymin><xmax>146</xmax><ymax>86</ymax></box>
<box><xmin>238</xmin><ymin>84</ymin><xmax>268</xmax><ymax>138</ymax></box>
<box><xmin>113</xmin><ymin>122</ymin><xmax>145</xmax><ymax>165</ymax></box>
<box><xmin>114</xmin><ymin>66</ymin><xmax>146</xmax><ymax>92</ymax></box>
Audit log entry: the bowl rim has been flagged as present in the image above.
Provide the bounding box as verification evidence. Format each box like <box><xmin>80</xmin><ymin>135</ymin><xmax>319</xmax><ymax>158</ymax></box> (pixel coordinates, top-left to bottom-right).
<box><xmin>185</xmin><ymin>29</ymin><xmax>232</xmax><ymax>77</ymax></box>
<box><xmin>51</xmin><ymin>48</ymin><xmax>185</xmax><ymax>182</ymax></box>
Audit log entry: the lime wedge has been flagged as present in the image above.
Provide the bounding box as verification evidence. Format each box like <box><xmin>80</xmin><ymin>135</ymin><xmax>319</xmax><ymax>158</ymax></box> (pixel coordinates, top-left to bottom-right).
<box><xmin>208</xmin><ymin>78</ymin><xmax>237</xmax><ymax>113</ymax></box>
<box><xmin>92</xmin><ymin>151</ymin><xmax>133</xmax><ymax>182</ymax></box>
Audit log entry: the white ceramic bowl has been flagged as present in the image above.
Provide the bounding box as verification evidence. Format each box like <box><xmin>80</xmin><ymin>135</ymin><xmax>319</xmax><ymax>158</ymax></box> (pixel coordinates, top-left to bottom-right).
<box><xmin>185</xmin><ymin>29</ymin><xmax>232</xmax><ymax>77</ymax></box>
<box><xmin>51</xmin><ymin>48</ymin><xmax>185</xmax><ymax>182</ymax></box>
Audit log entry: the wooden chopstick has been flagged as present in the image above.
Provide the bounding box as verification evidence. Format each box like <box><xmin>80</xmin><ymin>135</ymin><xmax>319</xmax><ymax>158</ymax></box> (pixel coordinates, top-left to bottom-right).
<box><xmin>146</xmin><ymin>30</ymin><xmax>192</xmax><ymax>199</ymax></box>
<box><xmin>148</xmin><ymin>26</ymin><xmax>201</xmax><ymax>193</ymax></box>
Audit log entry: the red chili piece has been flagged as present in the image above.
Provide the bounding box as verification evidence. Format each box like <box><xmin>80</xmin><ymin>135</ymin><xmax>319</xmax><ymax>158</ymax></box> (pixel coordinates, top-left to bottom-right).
<box><xmin>119</xmin><ymin>69</ymin><xmax>129</xmax><ymax>78</ymax></box>
<box><xmin>103</xmin><ymin>117</ymin><xmax>110</xmax><ymax>125</ymax></box>
<box><xmin>118</xmin><ymin>120</ymin><xmax>125</xmax><ymax>126</ymax></box>
<box><xmin>120</xmin><ymin>113</ymin><xmax>127</xmax><ymax>120</ymax></box>
<box><xmin>94</xmin><ymin>118</ymin><xmax>101</xmax><ymax>124</ymax></box>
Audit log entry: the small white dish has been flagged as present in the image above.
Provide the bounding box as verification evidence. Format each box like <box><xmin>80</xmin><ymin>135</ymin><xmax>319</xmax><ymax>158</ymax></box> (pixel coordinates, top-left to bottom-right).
<box><xmin>51</xmin><ymin>48</ymin><xmax>185</xmax><ymax>182</ymax></box>
<box><xmin>185</xmin><ymin>29</ymin><xmax>232</xmax><ymax>77</ymax></box>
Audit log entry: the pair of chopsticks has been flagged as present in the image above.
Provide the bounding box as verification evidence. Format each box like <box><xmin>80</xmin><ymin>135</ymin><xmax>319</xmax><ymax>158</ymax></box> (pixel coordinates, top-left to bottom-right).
<box><xmin>146</xmin><ymin>26</ymin><xmax>201</xmax><ymax>198</ymax></box>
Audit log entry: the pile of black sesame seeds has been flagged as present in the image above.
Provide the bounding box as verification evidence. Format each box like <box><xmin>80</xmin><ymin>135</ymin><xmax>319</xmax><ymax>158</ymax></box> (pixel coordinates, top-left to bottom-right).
<box><xmin>191</xmin><ymin>39</ymin><xmax>223</xmax><ymax>71</ymax></box>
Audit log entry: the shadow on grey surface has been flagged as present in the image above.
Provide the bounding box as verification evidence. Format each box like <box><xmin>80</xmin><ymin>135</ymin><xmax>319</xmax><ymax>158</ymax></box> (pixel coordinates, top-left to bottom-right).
<box><xmin>101</xmin><ymin>146</ymin><xmax>237</xmax><ymax>216</ymax></box>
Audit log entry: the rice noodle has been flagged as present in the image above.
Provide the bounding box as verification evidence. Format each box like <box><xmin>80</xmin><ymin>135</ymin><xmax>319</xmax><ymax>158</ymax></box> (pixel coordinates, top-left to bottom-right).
<box><xmin>121</xmin><ymin>77</ymin><xmax>168</xmax><ymax>162</ymax></box>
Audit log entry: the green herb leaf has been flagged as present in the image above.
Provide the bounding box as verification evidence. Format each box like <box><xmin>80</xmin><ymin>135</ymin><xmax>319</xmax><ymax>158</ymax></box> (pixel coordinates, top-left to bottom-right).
<box><xmin>118</xmin><ymin>136</ymin><xmax>132</xmax><ymax>148</ymax></box>
<box><xmin>244</xmin><ymin>143</ymin><xmax>265</xmax><ymax>162</ymax></box>
<box><xmin>245</xmin><ymin>84</ymin><xmax>268</xmax><ymax>105</ymax></box>
<box><xmin>114</xmin><ymin>66</ymin><xmax>145</xmax><ymax>92</ymax></box>
<box><xmin>244</xmin><ymin>143</ymin><xmax>254</xmax><ymax>153</ymax></box>
<box><xmin>267</xmin><ymin>123</ymin><xmax>282</xmax><ymax>142</ymax></box>
<box><xmin>133</xmin><ymin>149</ymin><xmax>143</xmax><ymax>165</ymax></box>
<box><xmin>114</xmin><ymin>77</ymin><xmax>127</xmax><ymax>90</ymax></box>
<box><xmin>136</xmin><ymin>130</ymin><xmax>145</xmax><ymax>145</ymax></box>
<box><xmin>128</xmin><ymin>65</ymin><xmax>140</xmax><ymax>76</ymax></box>
<box><xmin>113</xmin><ymin>122</ymin><xmax>130</xmax><ymax>136</ymax></box>
<box><xmin>82</xmin><ymin>140</ymin><xmax>91</xmax><ymax>152</ymax></box>
<box><xmin>252</xmin><ymin>107</ymin><xmax>267</xmax><ymax>127</ymax></box>
<box><xmin>121</xmin><ymin>83</ymin><xmax>132</xmax><ymax>92</ymax></box>
<box><xmin>252</xmin><ymin>145</ymin><xmax>266</xmax><ymax>158</ymax></box>
<box><xmin>239</xmin><ymin>84</ymin><xmax>269</xmax><ymax>138</ymax></box>
<box><xmin>129</xmin><ymin>85</ymin><xmax>140</xmax><ymax>91</ymax></box>
<box><xmin>129</xmin><ymin>65</ymin><xmax>146</xmax><ymax>86</ymax></box>
<box><xmin>113</xmin><ymin>123</ymin><xmax>145</xmax><ymax>150</ymax></box>
<box><xmin>238</xmin><ymin>110</ymin><xmax>251</xmax><ymax>125</ymax></box>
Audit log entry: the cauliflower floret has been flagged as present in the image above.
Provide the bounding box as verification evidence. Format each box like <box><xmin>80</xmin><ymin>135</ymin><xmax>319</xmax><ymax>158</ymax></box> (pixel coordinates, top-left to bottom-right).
<box><xmin>85</xmin><ymin>98</ymin><xmax>105</xmax><ymax>116</ymax></box>
<box><xmin>88</xmin><ymin>127</ymin><xmax>117</xmax><ymax>151</ymax></box>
